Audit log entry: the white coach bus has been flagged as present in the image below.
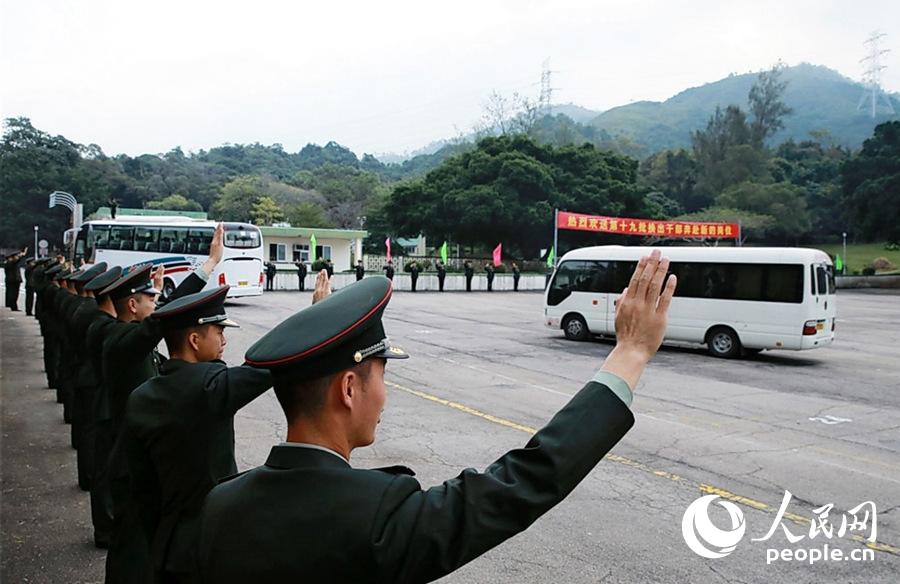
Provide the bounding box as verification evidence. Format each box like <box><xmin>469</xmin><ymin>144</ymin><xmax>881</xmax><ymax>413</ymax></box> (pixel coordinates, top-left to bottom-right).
<box><xmin>67</xmin><ymin>216</ymin><xmax>264</xmax><ymax>298</ymax></box>
<box><xmin>544</xmin><ymin>246</ymin><xmax>836</xmax><ymax>358</ymax></box>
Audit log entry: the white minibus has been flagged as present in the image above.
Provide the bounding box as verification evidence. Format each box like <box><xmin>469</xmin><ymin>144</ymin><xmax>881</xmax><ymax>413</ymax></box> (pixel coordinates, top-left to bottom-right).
<box><xmin>544</xmin><ymin>246</ymin><xmax>836</xmax><ymax>358</ymax></box>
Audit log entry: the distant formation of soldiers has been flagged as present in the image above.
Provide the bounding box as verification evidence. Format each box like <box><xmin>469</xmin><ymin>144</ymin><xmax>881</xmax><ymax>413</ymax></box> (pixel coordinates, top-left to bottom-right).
<box><xmin>7</xmin><ymin>228</ymin><xmax>675</xmax><ymax>583</ymax></box>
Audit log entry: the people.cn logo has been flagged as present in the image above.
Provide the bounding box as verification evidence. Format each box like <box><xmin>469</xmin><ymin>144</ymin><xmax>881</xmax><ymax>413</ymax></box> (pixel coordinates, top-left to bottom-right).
<box><xmin>682</xmin><ymin>495</ymin><xmax>747</xmax><ymax>558</ymax></box>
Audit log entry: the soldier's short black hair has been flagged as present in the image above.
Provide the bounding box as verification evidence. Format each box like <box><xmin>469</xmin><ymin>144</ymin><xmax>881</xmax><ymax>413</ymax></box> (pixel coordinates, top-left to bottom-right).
<box><xmin>273</xmin><ymin>360</ymin><xmax>374</xmax><ymax>421</ymax></box>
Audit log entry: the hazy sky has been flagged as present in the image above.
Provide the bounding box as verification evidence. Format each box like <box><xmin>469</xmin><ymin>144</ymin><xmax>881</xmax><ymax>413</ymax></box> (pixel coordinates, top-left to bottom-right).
<box><xmin>2</xmin><ymin>0</ymin><xmax>898</xmax><ymax>158</ymax></box>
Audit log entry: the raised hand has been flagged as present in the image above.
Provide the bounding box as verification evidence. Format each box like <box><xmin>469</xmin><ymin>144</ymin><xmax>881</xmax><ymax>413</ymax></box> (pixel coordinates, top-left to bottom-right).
<box><xmin>601</xmin><ymin>249</ymin><xmax>677</xmax><ymax>390</ymax></box>
<box><xmin>152</xmin><ymin>265</ymin><xmax>165</xmax><ymax>293</ymax></box>
<box><xmin>312</xmin><ymin>269</ymin><xmax>332</xmax><ymax>305</ymax></box>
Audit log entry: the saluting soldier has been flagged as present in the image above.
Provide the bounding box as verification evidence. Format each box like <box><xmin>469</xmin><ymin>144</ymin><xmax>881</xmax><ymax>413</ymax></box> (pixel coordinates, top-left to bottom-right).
<box><xmin>24</xmin><ymin>258</ymin><xmax>36</xmax><ymax>316</ymax></box>
<box><xmin>512</xmin><ymin>261</ymin><xmax>521</xmax><ymax>292</ymax></box>
<box><xmin>198</xmin><ymin>254</ymin><xmax>676</xmax><ymax>583</ymax></box>
<box><xmin>122</xmin><ymin>271</ymin><xmax>333</xmax><ymax>584</ymax></box>
<box><xmin>484</xmin><ymin>262</ymin><xmax>495</xmax><ymax>292</ymax></box>
<box><xmin>101</xmin><ymin>225</ymin><xmax>225</xmax><ymax>584</ymax></box>
<box><xmin>36</xmin><ymin>262</ymin><xmax>66</xmax><ymax>390</ymax></box>
<box><xmin>264</xmin><ymin>261</ymin><xmax>276</xmax><ymax>291</ymax></box>
<box><xmin>82</xmin><ymin>265</ymin><xmax>125</xmax><ymax>548</ymax></box>
<box><xmin>63</xmin><ymin>262</ymin><xmax>111</xmax><ymax>484</ymax></box>
<box><xmin>294</xmin><ymin>260</ymin><xmax>308</xmax><ymax>291</ymax></box>
<box><xmin>123</xmin><ymin>287</ymin><xmax>270</xmax><ymax>584</ymax></box>
<box><xmin>325</xmin><ymin>258</ymin><xmax>334</xmax><ymax>278</ymax></box>
<box><xmin>382</xmin><ymin>260</ymin><xmax>394</xmax><ymax>281</ymax></box>
<box><xmin>436</xmin><ymin>260</ymin><xmax>446</xmax><ymax>292</ymax></box>
<box><xmin>464</xmin><ymin>260</ymin><xmax>474</xmax><ymax>291</ymax></box>
<box><xmin>2</xmin><ymin>248</ymin><xmax>27</xmax><ymax>310</ymax></box>
<box><xmin>355</xmin><ymin>259</ymin><xmax>365</xmax><ymax>281</ymax></box>
<box><xmin>409</xmin><ymin>262</ymin><xmax>419</xmax><ymax>292</ymax></box>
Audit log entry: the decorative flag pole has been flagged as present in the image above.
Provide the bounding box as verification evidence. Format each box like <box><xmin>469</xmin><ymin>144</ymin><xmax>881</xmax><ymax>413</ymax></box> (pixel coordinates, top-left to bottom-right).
<box><xmin>310</xmin><ymin>233</ymin><xmax>317</xmax><ymax>263</ymax></box>
<box><xmin>385</xmin><ymin>236</ymin><xmax>392</xmax><ymax>262</ymax></box>
<box><xmin>552</xmin><ymin>208</ymin><xmax>559</xmax><ymax>269</ymax></box>
<box><xmin>492</xmin><ymin>243</ymin><xmax>502</xmax><ymax>267</ymax></box>
<box><xmin>440</xmin><ymin>241</ymin><xmax>448</xmax><ymax>265</ymax></box>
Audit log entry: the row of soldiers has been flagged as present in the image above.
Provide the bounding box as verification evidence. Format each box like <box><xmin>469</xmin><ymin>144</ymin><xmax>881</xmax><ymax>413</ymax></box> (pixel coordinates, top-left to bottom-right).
<box><xmin>18</xmin><ymin>220</ymin><xmax>670</xmax><ymax>583</ymax></box>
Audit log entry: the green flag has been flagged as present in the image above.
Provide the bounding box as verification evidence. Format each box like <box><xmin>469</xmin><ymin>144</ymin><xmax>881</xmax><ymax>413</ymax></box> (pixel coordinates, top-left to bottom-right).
<box><xmin>546</xmin><ymin>245</ymin><xmax>555</xmax><ymax>267</ymax></box>
<box><xmin>440</xmin><ymin>241</ymin><xmax>448</xmax><ymax>264</ymax></box>
<box><xmin>310</xmin><ymin>233</ymin><xmax>317</xmax><ymax>263</ymax></box>
<box><xmin>835</xmin><ymin>255</ymin><xmax>843</xmax><ymax>272</ymax></box>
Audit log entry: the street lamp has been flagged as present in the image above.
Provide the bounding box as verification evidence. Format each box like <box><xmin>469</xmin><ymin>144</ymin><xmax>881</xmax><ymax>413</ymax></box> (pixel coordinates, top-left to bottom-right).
<box><xmin>842</xmin><ymin>232</ymin><xmax>847</xmax><ymax>274</ymax></box>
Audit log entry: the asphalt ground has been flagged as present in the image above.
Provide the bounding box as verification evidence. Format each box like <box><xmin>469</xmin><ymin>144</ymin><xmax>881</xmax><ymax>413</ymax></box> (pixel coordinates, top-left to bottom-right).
<box><xmin>2</xmin><ymin>285</ymin><xmax>899</xmax><ymax>583</ymax></box>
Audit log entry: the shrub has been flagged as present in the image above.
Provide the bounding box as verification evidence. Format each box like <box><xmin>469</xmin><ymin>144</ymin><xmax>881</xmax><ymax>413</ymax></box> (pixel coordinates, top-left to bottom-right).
<box><xmin>311</xmin><ymin>259</ymin><xmax>328</xmax><ymax>272</ymax></box>
<box><xmin>885</xmin><ymin>242</ymin><xmax>900</xmax><ymax>252</ymax></box>
<box><xmin>872</xmin><ymin>257</ymin><xmax>895</xmax><ymax>271</ymax></box>
<box><xmin>862</xmin><ymin>266</ymin><xmax>876</xmax><ymax>276</ymax></box>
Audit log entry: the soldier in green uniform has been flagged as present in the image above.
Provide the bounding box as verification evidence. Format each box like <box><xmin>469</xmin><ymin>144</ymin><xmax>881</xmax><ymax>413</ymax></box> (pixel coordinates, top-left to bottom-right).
<box><xmin>82</xmin><ymin>265</ymin><xmax>124</xmax><ymax>548</ymax></box>
<box><xmin>122</xmin><ymin>286</ymin><xmax>271</xmax><ymax>584</ymax></box>
<box><xmin>3</xmin><ymin>248</ymin><xmax>28</xmax><ymax>310</ymax></box>
<box><xmin>101</xmin><ymin>224</ymin><xmax>225</xmax><ymax>584</ymax></box>
<box><xmin>198</xmin><ymin>250</ymin><xmax>677</xmax><ymax>583</ymax></box>
<box><xmin>63</xmin><ymin>263</ymin><xmax>110</xmax><ymax>477</ymax></box>
<box><xmin>24</xmin><ymin>258</ymin><xmax>36</xmax><ymax>316</ymax></box>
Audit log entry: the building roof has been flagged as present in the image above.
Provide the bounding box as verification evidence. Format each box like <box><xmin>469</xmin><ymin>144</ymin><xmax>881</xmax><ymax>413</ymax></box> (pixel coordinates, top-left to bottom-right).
<box><xmin>259</xmin><ymin>226</ymin><xmax>368</xmax><ymax>240</ymax></box>
<box><xmin>91</xmin><ymin>206</ymin><xmax>208</xmax><ymax>220</ymax></box>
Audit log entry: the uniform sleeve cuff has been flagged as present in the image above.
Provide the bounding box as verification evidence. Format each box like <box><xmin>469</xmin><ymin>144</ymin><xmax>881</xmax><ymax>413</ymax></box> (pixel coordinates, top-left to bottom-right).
<box><xmin>591</xmin><ymin>370</ymin><xmax>633</xmax><ymax>408</ymax></box>
<box><xmin>195</xmin><ymin>267</ymin><xmax>210</xmax><ymax>282</ymax></box>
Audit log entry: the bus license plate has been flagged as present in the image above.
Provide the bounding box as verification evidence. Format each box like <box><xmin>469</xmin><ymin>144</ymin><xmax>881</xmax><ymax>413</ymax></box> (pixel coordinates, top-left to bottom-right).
<box><xmin>238</xmin><ymin>280</ymin><xmax>248</xmax><ymax>286</ymax></box>
<box><xmin>816</xmin><ymin>322</ymin><xmax>825</xmax><ymax>331</ymax></box>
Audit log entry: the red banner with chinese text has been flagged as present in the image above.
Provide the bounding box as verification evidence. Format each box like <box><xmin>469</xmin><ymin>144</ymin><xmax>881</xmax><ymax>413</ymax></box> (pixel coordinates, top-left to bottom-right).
<box><xmin>557</xmin><ymin>211</ymin><xmax>740</xmax><ymax>239</ymax></box>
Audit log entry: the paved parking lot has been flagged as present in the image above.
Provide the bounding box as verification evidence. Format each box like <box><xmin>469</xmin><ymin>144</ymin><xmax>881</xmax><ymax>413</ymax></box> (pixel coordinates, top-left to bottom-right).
<box><xmin>3</xmin><ymin>286</ymin><xmax>899</xmax><ymax>583</ymax></box>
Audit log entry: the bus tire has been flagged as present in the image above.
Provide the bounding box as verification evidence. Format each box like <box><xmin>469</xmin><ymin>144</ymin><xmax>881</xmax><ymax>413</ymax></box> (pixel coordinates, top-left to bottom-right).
<box><xmin>706</xmin><ymin>326</ymin><xmax>741</xmax><ymax>359</ymax></box>
<box><xmin>562</xmin><ymin>314</ymin><xmax>589</xmax><ymax>341</ymax></box>
<box><xmin>162</xmin><ymin>277</ymin><xmax>176</xmax><ymax>300</ymax></box>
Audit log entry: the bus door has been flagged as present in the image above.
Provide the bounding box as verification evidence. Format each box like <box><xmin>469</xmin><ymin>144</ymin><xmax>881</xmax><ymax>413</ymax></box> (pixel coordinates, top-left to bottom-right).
<box><xmin>806</xmin><ymin>263</ymin><xmax>835</xmax><ymax>340</ymax></box>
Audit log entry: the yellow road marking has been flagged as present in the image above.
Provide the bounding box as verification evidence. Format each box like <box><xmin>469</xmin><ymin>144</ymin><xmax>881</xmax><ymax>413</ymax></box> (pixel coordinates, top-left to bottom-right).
<box><xmin>387</xmin><ymin>380</ymin><xmax>900</xmax><ymax>557</ymax></box>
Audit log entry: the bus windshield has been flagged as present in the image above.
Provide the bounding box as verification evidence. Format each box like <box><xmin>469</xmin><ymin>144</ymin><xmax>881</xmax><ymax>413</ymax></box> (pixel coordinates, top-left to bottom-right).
<box><xmin>224</xmin><ymin>225</ymin><xmax>261</xmax><ymax>249</ymax></box>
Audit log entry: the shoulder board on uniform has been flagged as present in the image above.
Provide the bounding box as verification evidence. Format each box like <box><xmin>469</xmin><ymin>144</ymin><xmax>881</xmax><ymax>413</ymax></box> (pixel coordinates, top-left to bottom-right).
<box><xmin>370</xmin><ymin>464</ymin><xmax>416</xmax><ymax>476</ymax></box>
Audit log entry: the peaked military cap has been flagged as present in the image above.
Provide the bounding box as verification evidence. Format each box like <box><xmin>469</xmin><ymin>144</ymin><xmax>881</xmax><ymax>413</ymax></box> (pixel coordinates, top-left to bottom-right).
<box><xmin>245</xmin><ymin>276</ymin><xmax>408</xmax><ymax>379</ymax></box>
<box><xmin>152</xmin><ymin>286</ymin><xmax>238</xmax><ymax>330</ymax></box>
<box><xmin>99</xmin><ymin>263</ymin><xmax>161</xmax><ymax>301</ymax></box>
<box><xmin>85</xmin><ymin>265</ymin><xmax>123</xmax><ymax>294</ymax></box>
<box><xmin>63</xmin><ymin>268</ymin><xmax>84</xmax><ymax>281</ymax></box>
<box><xmin>71</xmin><ymin>262</ymin><xmax>108</xmax><ymax>283</ymax></box>
<box><xmin>45</xmin><ymin>263</ymin><xmax>65</xmax><ymax>277</ymax></box>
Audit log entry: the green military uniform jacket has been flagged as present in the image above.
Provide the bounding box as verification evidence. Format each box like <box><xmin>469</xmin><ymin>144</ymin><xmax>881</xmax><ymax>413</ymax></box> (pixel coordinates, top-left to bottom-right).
<box><xmin>124</xmin><ymin>359</ymin><xmax>273</xmax><ymax>576</ymax></box>
<box><xmin>198</xmin><ymin>379</ymin><xmax>634</xmax><ymax>584</ymax></box>
<box><xmin>101</xmin><ymin>272</ymin><xmax>208</xmax><ymax>584</ymax></box>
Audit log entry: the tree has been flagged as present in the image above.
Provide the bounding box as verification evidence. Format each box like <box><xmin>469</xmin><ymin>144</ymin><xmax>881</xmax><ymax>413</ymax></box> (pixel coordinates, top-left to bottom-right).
<box><xmin>715</xmin><ymin>181</ymin><xmax>811</xmax><ymax>243</ymax></box>
<box><xmin>0</xmin><ymin>117</ymin><xmax>115</xmax><ymax>249</ymax></box>
<box><xmin>285</xmin><ymin>202</ymin><xmax>334</xmax><ymax>228</ymax></box>
<box><xmin>841</xmin><ymin>121</ymin><xmax>900</xmax><ymax>242</ymax></box>
<box><xmin>146</xmin><ymin>194</ymin><xmax>203</xmax><ymax>211</ymax></box>
<box><xmin>749</xmin><ymin>64</ymin><xmax>793</xmax><ymax>147</ymax></box>
<box><xmin>674</xmin><ymin>207</ymin><xmax>775</xmax><ymax>243</ymax></box>
<box><xmin>212</xmin><ymin>176</ymin><xmax>266</xmax><ymax>221</ymax></box>
<box><xmin>251</xmin><ymin>196</ymin><xmax>285</xmax><ymax>226</ymax></box>
<box><xmin>384</xmin><ymin>135</ymin><xmax>645</xmax><ymax>257</ymax></box>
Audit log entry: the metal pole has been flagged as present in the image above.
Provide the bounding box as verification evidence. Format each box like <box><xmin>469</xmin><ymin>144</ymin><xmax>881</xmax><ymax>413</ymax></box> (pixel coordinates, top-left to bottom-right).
<box><xmin>33</xmin><ymin>226</ymin><xmax>38</xmax><ymax>259</ymax></box>
<box><xmin>552</xmin><ymin>208</ymin><xmax>559</xmax><ymax>267</ymax></box>
<box><xmin>737</xmin><ymin>221</ymin><xmax>743</xmax><ymax>248</ymax></box>
<box><xmin>842</xmin><ymin>232</ymin><xmax>847</xmax><ymax>274</ymax></box>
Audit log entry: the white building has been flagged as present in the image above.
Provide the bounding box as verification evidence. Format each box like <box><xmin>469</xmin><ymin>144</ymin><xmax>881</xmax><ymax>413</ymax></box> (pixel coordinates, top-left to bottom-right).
<box><xmin>259</xmin><ymin>225</ymin><xmax>368</xmax><ymax>272</ymax></box>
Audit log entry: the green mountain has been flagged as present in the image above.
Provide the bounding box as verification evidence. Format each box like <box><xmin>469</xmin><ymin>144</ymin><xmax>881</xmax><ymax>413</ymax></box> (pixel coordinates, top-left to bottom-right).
<box><xmin>589</xmin><ymin>63</ymin><xmax>899</xmax><ymax>152</ymax></box>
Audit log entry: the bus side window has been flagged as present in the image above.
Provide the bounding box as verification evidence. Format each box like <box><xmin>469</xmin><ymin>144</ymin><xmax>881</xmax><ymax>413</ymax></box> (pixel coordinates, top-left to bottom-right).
<box><xmin>171</xmin><ymin>228</ymin><xmax>188</xmax><ymax>253</ymax></box>
<box><xmin>189</xmin><ymin>228</ymin><xmax>214</xmax><ymax>255</ymax></box>
<box><xmin>810</xmin><ymin>265</ymin><xmax>817</xmax><ymax>296</ymax></box>
<box><xmin>135</xmin><ymin>227</ymin><xmax>160</xmax><ymax>252</ymax></box>
<box><xmin>816</xmin><ymin>266</ymin><xmax>828</xmax><ymax>298</ymax></box>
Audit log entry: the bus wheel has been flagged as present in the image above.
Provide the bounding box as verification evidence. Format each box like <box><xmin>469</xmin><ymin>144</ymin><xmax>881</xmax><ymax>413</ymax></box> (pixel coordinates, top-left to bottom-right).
<box><xmin>706</xmin><ymin>327</ymin><xmax>741</xmax><ymax>358</ymax></box>
<box><xmin>563</xmin><ymin>315</ymin><xmax>589</xmax><ymax>341</ymax></box>
<box><xmin>162</xmin><ymin>278</ymin><xmax>176</xmax><ymax>300</ymax></box>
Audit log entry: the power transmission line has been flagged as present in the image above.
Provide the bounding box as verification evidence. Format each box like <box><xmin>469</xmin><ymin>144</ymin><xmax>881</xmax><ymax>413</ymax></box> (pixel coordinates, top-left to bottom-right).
<box><xmin>857</xmin><ymin>31</ymin><xmax>895</xmax><ymax>118</ymax></box>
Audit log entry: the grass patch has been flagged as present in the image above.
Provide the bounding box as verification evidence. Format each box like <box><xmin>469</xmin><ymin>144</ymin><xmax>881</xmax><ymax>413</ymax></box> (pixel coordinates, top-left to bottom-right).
<box><xmin>813</xmin><ymin>242</ymin><xmax>900</xmax><ymax>274</ymax></box>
